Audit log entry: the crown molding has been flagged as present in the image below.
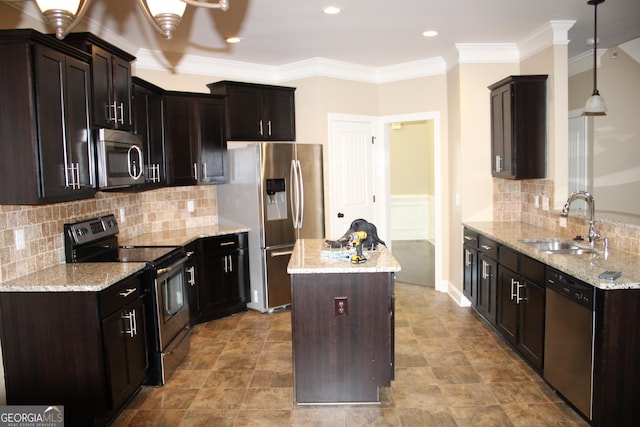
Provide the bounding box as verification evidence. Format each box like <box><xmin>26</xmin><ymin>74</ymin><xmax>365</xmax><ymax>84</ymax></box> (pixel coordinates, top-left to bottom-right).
<box><xmin>135</xmin><ymin>51</ymin><xmax>448</xmax><ymax>84</ymax></box>
<box><xmin>620</xmin><ymin>37</ymin><xmax>640</xmax><ymax>63</ymax></box>
<box><xmin>569</xmin><ymin>48</ymin><xmax>607</xmax><ymax>77</ymax></box>
<box><xmin>518</xmin><ymin>20</ymin><xmax>575</xmax><ymax>61</ymax></box>
<box><xmin>455</xmin><ymin>43</ymin><xmax>519</xmax><ymax>63</ymax></box>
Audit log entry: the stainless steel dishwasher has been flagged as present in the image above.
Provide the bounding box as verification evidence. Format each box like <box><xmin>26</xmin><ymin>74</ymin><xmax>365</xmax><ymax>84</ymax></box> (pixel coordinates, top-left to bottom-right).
<box><xmin>544</xmin><ymin>268</ymin><xmax>595</xmax><ymax>420</ymax></box>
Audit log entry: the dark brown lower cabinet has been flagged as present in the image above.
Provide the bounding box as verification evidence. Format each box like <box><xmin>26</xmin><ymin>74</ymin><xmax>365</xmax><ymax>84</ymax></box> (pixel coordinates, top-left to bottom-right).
<box><xmin>0</xmin><ymin>271</ymin><xmax>149</xmax><ymax>427</ymax></box>
<box><xmin>291</xmin><ymin>272</ymin><xmax>394</xmax><ymax>404</ymax></box>
<box><xmin>496</xmin><ymin>264</ymin><xmax>545</xmax><ymax>371</ymax></box>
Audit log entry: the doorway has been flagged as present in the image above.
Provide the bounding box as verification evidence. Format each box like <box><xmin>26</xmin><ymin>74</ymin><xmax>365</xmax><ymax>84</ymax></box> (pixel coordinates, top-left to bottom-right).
<box><xmin>327</xmin><ymin>112</ymin><xmax>442</xmax><ymax>291</ymax></box>
<box><xmin>388</xmin><ymin>120</ymin><xmax>435</xmax><ymax>287</ymax></box>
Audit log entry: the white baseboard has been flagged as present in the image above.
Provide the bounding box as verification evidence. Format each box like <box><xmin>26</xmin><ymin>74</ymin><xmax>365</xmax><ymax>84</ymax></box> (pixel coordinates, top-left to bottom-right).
<box><xmin>442</xmin><ymin>280</ymin><xmax>472</xmax><ymax>307</ymax></box>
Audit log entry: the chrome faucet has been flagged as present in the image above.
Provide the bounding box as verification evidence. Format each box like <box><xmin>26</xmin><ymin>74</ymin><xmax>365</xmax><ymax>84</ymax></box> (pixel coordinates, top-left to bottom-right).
<box><xmin>562</xmin><ymin>191</ymin><xmax>600</xmax><ymax>245</ymax></box>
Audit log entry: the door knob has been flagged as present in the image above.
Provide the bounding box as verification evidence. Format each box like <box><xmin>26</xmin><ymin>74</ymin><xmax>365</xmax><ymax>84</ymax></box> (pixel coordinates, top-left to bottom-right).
<box><xmin>337</xmin><ymin>212</ymin><xmax>344</xmax><ymax>218</ymax></box>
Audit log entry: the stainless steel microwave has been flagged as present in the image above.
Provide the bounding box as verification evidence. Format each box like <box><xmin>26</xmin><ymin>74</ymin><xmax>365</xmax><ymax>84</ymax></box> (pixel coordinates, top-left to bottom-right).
<box><xmin>95</xmin><ymin>129</ymin><xmax>145</xmax><ymax>189</ymax></box>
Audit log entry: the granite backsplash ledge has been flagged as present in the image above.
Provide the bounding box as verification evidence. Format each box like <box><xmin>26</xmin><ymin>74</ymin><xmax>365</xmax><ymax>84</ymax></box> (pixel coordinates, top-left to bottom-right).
<box><xmin>0</xmin><ymin>186</ymin><xmax>218</xmax><ymax>283</ymax></box>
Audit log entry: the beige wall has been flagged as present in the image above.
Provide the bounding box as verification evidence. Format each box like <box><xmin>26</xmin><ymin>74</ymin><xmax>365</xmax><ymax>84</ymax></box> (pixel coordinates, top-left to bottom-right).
<box><xmin>389</xmin><ymin>121</ymin><xmax>434</xmax><ymax>195</ymax></box>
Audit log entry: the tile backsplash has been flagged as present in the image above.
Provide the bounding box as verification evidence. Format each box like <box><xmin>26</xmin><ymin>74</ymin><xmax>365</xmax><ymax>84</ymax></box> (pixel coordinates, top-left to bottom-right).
<box><xmin>0</xmin><ymin>186</ymin><xmax>217</xmax><ymax>283</ymax></box>
<box><xmin>494</xmin><ymin>178</ymin><xmax>640</xmax><ymax>255</ymax></box>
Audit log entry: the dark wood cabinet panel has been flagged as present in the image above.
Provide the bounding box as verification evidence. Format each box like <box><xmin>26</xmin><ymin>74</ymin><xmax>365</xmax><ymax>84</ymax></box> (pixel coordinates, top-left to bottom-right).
<box><xmin>0</xmin><ymin>30</ymin><xmax>94</xmax><ymax>204</ymax></box>
<box><xmin>208</xmin><ymin>81</ymin><xmax>296</xmax><ymax>141</ymax></box>
<box><xmin>164</xmin><ymin>92</ymin><xmax>227</xmax><ymax>186</ymax></box>
<box><xmin>291</xmin><ymin>272</ymin><xmax>394</xmax><ymax>403</ymax></box>
<box><xmin>488</xmin><ymin>75</ymin><xmax>547</xmax><ymax>179</ymax></box>
<box><xmin>0</xmin><ymin>271</ymin><xmax>149</xmax><ymax>426</ymax></box>
<box><xmin>463</xmin><ymin>228</ymin><xmax>479</xmax><ymax>304</ymax></box>
<box><xmin>193</xmin><ymin>233</ymin><xmax>249</xmax><ymax>324</ymax></box>
<box><xmin>61</xmin><ymin>33</ymin><xmax>135</xmax><ymax>131</ymax></box>
<box><xmin>132</xmin><ymin>77</ymin><xmax>166</xmax><ymax>187</ymax></box>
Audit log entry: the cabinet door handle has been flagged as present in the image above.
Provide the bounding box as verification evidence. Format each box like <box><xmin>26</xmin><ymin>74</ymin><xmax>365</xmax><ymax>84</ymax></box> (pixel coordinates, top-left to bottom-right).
<box><xmin>193</xmin><ymin>162</ymin><xmax>198</xmax><ymax>180</ymax></box>
<box><xmin>259</xmin><ymin>119</ymin><xmax>264</xmax><ymax>136</ymax></box>
<box><xmin>228</xmin><ymin>256</ymin><xmax>233</xmax><ymax>273</ymax></box>
<box><xmin>202</xmin><ymin>162</ymin><xmax>207</xmax><ymax>178</ymax></box>
<box><xmin>516</xmin><ymin>283</ymin><xmax>526</xmax><ymax>304</ymax></box>
<box><xmin>186</xmin><ymin>266</ymin><xmax>196</xmax><ymax>286</ymax></box>
<box><xmin>510</xmin><ymin>278</ymin><xmax>518</xmax><ymax>300</ymax></box>
<box><xmin>267</xmin><ymin>120</ymin><xmax>272</xmax><ymax>136</ymax></box>
<box><xmin>482</xmin><ymin>260</ymin><xmax>491</xmax><ymax>279</ymax></box>
<box><xmin>465</xmin><ymin>249</ymin><xmax>473</xmax><ymax>267</ymax></box>
<box><xmin>123</xmin><ymin>309</ymin><xmax>136</xmax><ymax>337</ymax></box>
<box><xmin>495</xmin><ymin>155</ymin><xmax>502</xmax><ymax>173</ymax></box>
<box><xmin>109</xmin><ymin>102</ymin><xmax>117</xmax><ymax>123</ymax></box>
<box><xmin>117</xmin><ymin>102</ymin><xmax>125</xmax><ymax>124</ymax></box>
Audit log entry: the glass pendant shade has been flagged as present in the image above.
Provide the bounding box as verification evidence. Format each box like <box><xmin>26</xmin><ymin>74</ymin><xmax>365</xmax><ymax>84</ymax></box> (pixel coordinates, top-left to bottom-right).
<box><xmin>35</xmin><ymin>0</ymin><xmax>81</xmax><ymax>13</ymax></box>
<box><xmin>584</xmin><ymin>91</ymin><xmax>607</xmax><ymax>115</ymax></box>
<box><xmin>145</xmin><ymin>0</ymin><xmax>187</xmax><ymax>18</ymax></box>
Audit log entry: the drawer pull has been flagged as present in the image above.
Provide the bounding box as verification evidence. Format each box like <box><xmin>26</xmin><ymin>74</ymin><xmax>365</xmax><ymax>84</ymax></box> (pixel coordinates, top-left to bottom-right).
<box><xmin>480</xmin><ymin>244</ymin><xmax>492</xmax><ymax>251</ymax></box>
<box><xmin>220</xmin><ymin>241</ymin><xmax>235</xmax><ymax>246</ymax></box>
<box><xmin>119</xmin><ymin>288</ymin><xmax>136</xmax><ymax>298</ymax></box>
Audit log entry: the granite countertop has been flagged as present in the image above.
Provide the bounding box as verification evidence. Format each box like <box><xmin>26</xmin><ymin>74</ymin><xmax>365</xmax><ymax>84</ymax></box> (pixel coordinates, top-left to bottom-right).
<box><xmin>119</xmin><ymin>224</ymin><xmax>250</xmax><ymax>247</ymax></box>
<box><xmin>464</xmin><ymin>221</ymin><xmax>640</xmax><ymax>290</ymax></box>
<box><xmin>288</xmin><ymin>238</ymin><xmax>401</xmax><ymax>274</ymax></box>
<box><xmin>0</xmin><ymin>224</ymin><xmax>251</xmax><ymax>293</ymax></box>
<box><xmin>0</xmin><ymin>263</ymin><xmax>147</xmax><ymax>293</ymax></box>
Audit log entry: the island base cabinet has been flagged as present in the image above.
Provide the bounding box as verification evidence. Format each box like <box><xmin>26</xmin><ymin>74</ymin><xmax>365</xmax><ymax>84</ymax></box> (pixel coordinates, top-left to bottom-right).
<box><xmin>291</xmin><ymin>272</ymin><xmax>394</xmax><ymax>404</ymax></box>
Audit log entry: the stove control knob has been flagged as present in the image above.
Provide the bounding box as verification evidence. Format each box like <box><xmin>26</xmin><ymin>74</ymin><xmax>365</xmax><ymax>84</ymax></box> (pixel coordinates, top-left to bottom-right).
<box><xmin>76</xmin><ymin>227</ymin><xmax>88</xmax><ymax>236</ymax></box>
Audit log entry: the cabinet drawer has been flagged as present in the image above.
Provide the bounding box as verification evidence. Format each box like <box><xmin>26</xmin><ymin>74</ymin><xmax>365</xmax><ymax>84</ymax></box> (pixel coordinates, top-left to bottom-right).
<box><xmin>478</xmin><ymin>236</ymin><xmax>498</xmax><ymax>259</ymax></box>
<box><xmin>499</xmin><ymin>245</ymin><xmax>519</xmax><ymax>272</ymax></box>
<box><xmin>463</xmin><ymin>228</ymin><xmax>478</xmax><ymax>248</ymax></box>
<box><xmin>101</xmin><ymin>273</ymin><xmax>143</xmax><ymax>317</ymax></box>
<box><xmin>199</xmin><ymin>232</ymin><xmax>247</xmax><ymax>253</ymax></box>
<box><xmin>521</xmin><ymin>255</ymin><xmax>545</xmax><ymax>285</ymax></box>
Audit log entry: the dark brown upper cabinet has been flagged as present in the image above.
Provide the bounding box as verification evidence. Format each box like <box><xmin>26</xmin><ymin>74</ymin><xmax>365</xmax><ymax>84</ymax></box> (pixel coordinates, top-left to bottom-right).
<box><xmin>61</xmin><ymin>33</ymin><xmax>135</xmax><ymax>131</ymax></box>
<box><xmin>488</xmin><ymin>75</ymin><xmax>547</xmax><ymax>179</ymax></box>
<box><xmin>208</xmin><ymin>81</ymin><xmax>296</xmax><ymax>141</ymax></box>
<box><xmin>132</xmin><ymin>77</ymin><xmax>166</xmax><ymax>188</ymax></box>
<box><xmin>0</xmin><ymin>29</ymin><xmax>95</xmax><ymax>204</ymax></box>
<box><xmin>164</xmin><ymin>92</ymin><xmax>228</xmax><ymax>186</ymax></box>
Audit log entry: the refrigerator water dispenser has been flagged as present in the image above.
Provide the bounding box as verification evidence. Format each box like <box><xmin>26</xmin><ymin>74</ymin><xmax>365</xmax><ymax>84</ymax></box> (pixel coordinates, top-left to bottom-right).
<box><xmin>266</xmin><ymin>178</ymin><xmax>287</xmax><ymax>220</ymax></box>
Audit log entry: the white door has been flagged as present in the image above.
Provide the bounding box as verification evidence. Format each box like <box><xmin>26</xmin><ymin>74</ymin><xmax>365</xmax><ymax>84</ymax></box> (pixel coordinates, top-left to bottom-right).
<box><xmin>327</xmin><ymin>115</ymin><xmax>377</xmax><ymax>238</ymax></box>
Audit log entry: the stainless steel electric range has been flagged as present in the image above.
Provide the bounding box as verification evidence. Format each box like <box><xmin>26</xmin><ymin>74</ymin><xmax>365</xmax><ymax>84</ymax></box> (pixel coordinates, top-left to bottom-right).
<box><xmin>64</xmin><ymin>214</ymin><xmax>192</xmax><ymax>385</ymax></box>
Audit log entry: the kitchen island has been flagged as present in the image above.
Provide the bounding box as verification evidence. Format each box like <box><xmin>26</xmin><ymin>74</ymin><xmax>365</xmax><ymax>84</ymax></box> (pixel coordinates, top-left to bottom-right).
<box><xmin>287</xmin><ymin>238</ymin><xmax>400</xmax><ymax>404</ymax></box>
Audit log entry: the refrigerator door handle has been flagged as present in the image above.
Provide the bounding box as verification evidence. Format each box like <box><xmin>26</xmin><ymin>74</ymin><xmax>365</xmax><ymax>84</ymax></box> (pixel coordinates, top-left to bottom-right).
<box><xmin>290</xmin><ymin>160</ymin><xmax>298</xmax><ymax>228</ymax></box>
<box><xmin>295</xmin><ymin>159</ymin><xmax>304</xmax><ymax>229</ymax></box>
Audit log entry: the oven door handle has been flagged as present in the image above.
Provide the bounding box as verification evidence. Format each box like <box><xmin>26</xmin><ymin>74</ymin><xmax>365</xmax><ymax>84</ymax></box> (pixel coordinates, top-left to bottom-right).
<box><xmin>156</xmin><ymin>255</ymin><xmax>190</xmax><ymax>276</ymax></box>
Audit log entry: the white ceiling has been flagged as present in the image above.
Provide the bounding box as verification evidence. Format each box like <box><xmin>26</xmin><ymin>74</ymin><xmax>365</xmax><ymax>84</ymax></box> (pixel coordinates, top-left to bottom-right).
<box><xmin>3</xmin><ymin>0</ymin><xmax>640</xmax><ymax>71</ymax></box>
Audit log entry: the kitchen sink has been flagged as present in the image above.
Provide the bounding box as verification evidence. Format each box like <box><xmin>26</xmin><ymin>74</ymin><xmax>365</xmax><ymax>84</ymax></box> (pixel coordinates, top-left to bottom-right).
<box><xmin>520</xmin><ymin>238</ymin><xmax>595</xmax><ymax>255</ymax></box>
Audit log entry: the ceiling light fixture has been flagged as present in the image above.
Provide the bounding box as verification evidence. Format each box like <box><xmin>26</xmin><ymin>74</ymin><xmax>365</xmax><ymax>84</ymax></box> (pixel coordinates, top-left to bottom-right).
<box><xmin>422</xmin><ymin>30</ymin><xmax>438</xmax><ymax>37</ymax></box>
<box><xmin>323</xmin><ymin>6</ymin><xmax>341</xmax><ymax>15</ymax></box>
<box><xmin>583</xmin><ymin>0</ymin><xmax>607</xmax><ymax>116</ymax></box>
<box><xmin>226</xmin><ymin>36</ymin><xmax>241</xmax><ymax>44</ymax></box>
<box><xmin>34</xmin><ymin>0</ymin><xmax>229</xmax><ymax>40</ymax></box>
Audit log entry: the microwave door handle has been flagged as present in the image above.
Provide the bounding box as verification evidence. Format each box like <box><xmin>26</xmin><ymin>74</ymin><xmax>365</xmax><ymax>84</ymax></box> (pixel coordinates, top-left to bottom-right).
<box><xmin>128</xmin><ymin>145</ymin><xmax>144</xmax><ymax>180</ymax></box>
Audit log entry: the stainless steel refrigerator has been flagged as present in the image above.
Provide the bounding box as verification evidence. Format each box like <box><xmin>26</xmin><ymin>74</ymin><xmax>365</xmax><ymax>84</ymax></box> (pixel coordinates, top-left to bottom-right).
<box><xmin>217</xmin><ymin>142</ymin><xmax>325</xmax><ymax>312</ymax></box>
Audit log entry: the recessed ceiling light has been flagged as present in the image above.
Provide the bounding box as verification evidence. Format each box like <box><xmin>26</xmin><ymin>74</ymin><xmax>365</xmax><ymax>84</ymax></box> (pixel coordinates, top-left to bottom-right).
<box><xmin>226</xmin><ymin>37</ymin><xmax>241</xmax><ymax>44</ymax></box>
<box><xmin>323</xmin><ymin>6</ymin><xmax>341</xmax><ymax>15</ymax></box>
<box><xmin>422</xmin><ymin>30</ymin><xmax>438</xmax><ymax>37</ymax></box>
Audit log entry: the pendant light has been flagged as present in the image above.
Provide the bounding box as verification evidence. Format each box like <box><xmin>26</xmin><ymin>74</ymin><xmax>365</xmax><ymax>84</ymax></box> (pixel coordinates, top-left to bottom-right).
<box><xmin>583</xmin><ymin>0</ymin><xmax>607</xmax><ymax>116</ymax></box>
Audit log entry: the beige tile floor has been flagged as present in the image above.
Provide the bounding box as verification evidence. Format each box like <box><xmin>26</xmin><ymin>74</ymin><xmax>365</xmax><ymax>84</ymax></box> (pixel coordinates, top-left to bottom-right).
<box><xmin>113</xmin><ymin>282</ymin><xmax>589</xmax><ymax>426</ymax></box>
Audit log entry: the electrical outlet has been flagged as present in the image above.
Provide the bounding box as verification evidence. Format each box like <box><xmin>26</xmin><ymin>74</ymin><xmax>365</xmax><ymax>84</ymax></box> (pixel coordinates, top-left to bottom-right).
<box><xmin>334</xmin><ymin>296</ymin><xmax>348</xmax><ymax>316</ymax></box>
<box><xmin>14</xmin><ymin>229</ymin><xmax>25</xmax><ymax>251</ymax></box>
<box><xmin>542</xmin><ymin>196</ymin><xmax>550</xmax><ymax>211</ymax></box>
<box><xmin>187</xmin><ymin>200</ymin><xmax>195</xmax><ymax>212</ymax></box>
<box><xmin>559</xmin><ymin>217</ymin><xmax>567</xmax><ymax>228</ymax></box>
<box><xmin>534</xmin><ymin>195</ymin><xmax>540</xmax><ymax>208</ymax></box>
